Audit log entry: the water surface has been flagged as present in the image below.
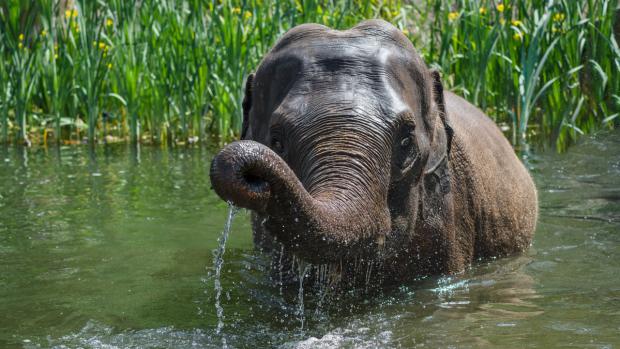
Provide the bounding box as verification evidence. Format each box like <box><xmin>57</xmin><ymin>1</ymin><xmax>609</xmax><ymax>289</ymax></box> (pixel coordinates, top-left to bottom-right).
<box><xmin>1</xmin><ymin>130</ymin><xmax>618</xmax><ymax>348</ymax></box>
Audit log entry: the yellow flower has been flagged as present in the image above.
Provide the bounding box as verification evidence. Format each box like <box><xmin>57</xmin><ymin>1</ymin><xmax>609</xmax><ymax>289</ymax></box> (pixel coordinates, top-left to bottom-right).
<box><xmin>553</xmin><ymin>13</ymin><xmax>565</xmax><ymax>22</ymax></box>
<box><xmin>18</xmin><ymin>33</ymin><xmax>24</xmax><ymax>41</ymax></box>
<box><xmin>448</xmin><ymin>12</ymin><xmax>459</xmax><ymax>21</ymax></box>
<box><xmin>513</xmin><ymin>32</ymin><xmax>523</xmax><ymax>41</ymax></box>
<box><xmin>41</xmin><ymin>30</ymin><xmax>47</xmax><ymax>37</ymax></box>
<box><xmin>243</xmin><ymin>10</ymin><xmax>252</xmax><ymax>20</ymax></box>
<box><xmin>65</xmin><ymin>9</ymin><xmax>78</xmax><ymax>19</ymax></box>
<box><xmin>496</xmin><ymin>4</ymin><xmax>505</xmax><ymax>12</ymax></box>
<box><xmin>479</xmin><ymin>7</ymin><xmax>487</xmax><ymax>15</ymax></box>
<box><xmin>107</xmin><ymin>63</ymin><xmax>112</xmax><ymax>69</ymax></box>
<box><xmin>98</xmin><ymin>42</ymin><xmax>106</xmax><ymax>50</ymax></box>
<box><xmin>500</xmin><ymin>18</ymin><xmax>506</xmax><ymax>25</ymax></box>
<box><xmin>18</xmin><ymin>42</ymin><xmax>23</xmax><ymax>49</ymax></box>
<box><xmin>54</xmin><ymin>53</ymin><xmax>58</xmax><ymax>60</ymax></box>
<box><xmin>232</xmin><ymin>7</ymin><xmax>241</xmax><ymax>14</ymax></box>
<box><xmin>106</xmin><ymin>18</ymin><xmax>113</xmax><ymax>27</ymax></box>
<box><xmin>511</xmin><ymin>19</ymin><xmax>522</xmax><ymax>26</ymax></box>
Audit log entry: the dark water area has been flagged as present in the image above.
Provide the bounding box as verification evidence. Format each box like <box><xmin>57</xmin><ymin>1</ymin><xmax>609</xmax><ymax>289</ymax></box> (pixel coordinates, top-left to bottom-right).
<box><xmin>0</xmin><ymin>130</ymin><xmax>618</xmax><ymax>348</ymax></box>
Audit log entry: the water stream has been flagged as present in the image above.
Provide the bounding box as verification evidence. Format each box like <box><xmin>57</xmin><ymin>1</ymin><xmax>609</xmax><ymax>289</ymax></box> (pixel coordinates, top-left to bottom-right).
<box><xmin>0</xmin><ymin>129</ymin><xmax>618</xmax><ymax>348</ymax></box>
<box><xmin>296</xmin><ymin>262</ymin><xmax>311</xmax><ymax>332</ymax></box>
<box><xmin>212</xmin><ymin>203</ymin><xmax>237</xmax><ymax>346</ymax></box>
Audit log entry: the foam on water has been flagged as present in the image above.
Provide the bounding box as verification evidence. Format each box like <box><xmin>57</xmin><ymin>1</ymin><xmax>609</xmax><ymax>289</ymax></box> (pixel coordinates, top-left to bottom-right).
<box><xmin>34</xmin><ymin>321</ymin><xmax>211</xmax><ymax>349</ymax></box>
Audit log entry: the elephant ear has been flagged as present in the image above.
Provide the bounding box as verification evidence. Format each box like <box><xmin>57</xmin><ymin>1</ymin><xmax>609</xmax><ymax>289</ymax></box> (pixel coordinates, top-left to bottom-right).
<box><xmin>241</xmin><ymin>73</ymin><xmax>255</xmax><ymax>140</ymax></box>
<box><xmin>423</xmin><ymin>70</ymin><xmax>454</xmax><ymax>193</ymax></box>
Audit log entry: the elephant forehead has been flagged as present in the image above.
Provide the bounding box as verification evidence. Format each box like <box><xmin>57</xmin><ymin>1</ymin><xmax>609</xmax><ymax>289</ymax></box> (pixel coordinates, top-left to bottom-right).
<box><xmin>258</xmin><ymin>44</ymin><xmax>411</xmax><ymax>118</ymax></box>
<box><xmin>276</xmin><ymin>93</ymin><xmax>387</xmax><ymax>126</ymax></box>
<box><xmin>263</xmin><ymin>37</ymin><xmax>401</xmax><ymax>76</ymax></box>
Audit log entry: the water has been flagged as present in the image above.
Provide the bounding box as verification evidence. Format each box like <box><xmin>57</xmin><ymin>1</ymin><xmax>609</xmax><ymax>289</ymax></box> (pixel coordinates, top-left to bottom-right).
<box><xmin>0</xmin><ymin>129</ymin><xmax>618</xmax><ymax>348</ymax></box>
<box><xmin>213</xmin><ymin>204</ymin><xmax>237</xmax><ymax>346</ymax></box>
<box><xmin>296</xmin><ymin>262</ymin><xmax>310</xmax><ymax>332</ymax></box>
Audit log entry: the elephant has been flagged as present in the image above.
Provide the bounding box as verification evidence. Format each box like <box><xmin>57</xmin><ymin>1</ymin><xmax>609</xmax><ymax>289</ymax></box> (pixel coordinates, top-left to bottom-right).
<box><xmin>210</xmin><ymin>20</ymin><xmax>538</xmax><ymax>288</ymax></box>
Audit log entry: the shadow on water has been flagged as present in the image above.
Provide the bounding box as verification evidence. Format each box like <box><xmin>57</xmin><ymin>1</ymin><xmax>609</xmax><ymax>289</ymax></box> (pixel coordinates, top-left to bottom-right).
<box><xmin>0</xmin><ymin>129</ymin><xmax>619</xmax><ymax>348</ymax></box>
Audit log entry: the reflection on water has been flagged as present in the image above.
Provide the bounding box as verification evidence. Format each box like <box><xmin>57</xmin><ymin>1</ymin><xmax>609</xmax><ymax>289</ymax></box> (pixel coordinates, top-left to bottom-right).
<box><xmin>1</xmin><ymin>129</ymin><xmax>619</xmax><ymax>348</ymax></box>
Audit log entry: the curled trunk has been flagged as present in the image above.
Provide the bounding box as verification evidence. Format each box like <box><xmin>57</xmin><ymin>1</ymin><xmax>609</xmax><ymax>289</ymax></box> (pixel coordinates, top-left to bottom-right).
<box><xmin>209</xmin><ymin>140</ymin><xmax>391</xmax><ymax>263</ymax></box>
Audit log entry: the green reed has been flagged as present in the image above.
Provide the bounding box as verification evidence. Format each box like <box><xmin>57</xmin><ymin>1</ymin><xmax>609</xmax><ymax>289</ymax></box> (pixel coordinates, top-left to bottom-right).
<box><xmin>428</xmin><ymin>0</ymin><xmax>619</xmax><ymax>149</ymax></box>
<box><xmin>0</xmin><ymin>0</ymin><xmax>617</xmax><ymax>149</ymax></box>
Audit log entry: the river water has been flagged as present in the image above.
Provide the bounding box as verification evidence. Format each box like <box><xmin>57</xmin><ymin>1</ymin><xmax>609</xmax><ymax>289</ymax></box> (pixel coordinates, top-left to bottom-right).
<box><xmin>0</xmin><ymin>130</ymin><xmax>618</xmax><ymax>348</ymax></box>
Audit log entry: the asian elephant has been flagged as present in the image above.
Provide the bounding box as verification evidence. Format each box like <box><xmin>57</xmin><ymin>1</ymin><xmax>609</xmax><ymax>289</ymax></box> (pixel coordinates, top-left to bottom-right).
<box><xmin>210</xmin><ymin>20</ymin><xmax>538</xmax><ymax>288</ymax></box>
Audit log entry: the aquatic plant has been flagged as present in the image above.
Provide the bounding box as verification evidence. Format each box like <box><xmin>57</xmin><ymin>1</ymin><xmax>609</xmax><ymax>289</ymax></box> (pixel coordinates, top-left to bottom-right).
<box><xmin>427</xmin><ymin>0</ymin><xmax>619</xmax><ymax>149</ymax></box>
<box><xmin>0</xmin><ymin>0</ymin><xmax>617</xmax><ymax>150</ymax></box>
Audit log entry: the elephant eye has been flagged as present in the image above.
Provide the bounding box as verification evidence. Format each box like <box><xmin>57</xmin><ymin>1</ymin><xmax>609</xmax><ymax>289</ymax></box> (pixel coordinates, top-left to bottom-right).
<box><xmin>271</xmin><ymin>137</ymin><xmax>284</xmax><ymax>153</ymax></box>
<box><xmin>269</xmin><ymin>123</ymin><xmax>285</xmax><ymax>154</ymax></box>
<box><xmin>400</xmin><ymin>136</ymin><xmax>412</xmax><ymax>148</ymax></box>
<box><xmin>396</xmin><ymin>115</ymin><xmax>416</xmax><ymax>150</ymax></box>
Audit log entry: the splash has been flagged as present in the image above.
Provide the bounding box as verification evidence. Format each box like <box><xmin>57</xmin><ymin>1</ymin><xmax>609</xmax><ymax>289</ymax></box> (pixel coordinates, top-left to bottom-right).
<box><xmin>213</xmin><ymin>203</ymin><xmax>238</xmax><ymax>345</ymax></box>
<box><xmin>278</xmin><ymin>244</ymin><xmax>285</xmax><ymax>296</ymax></box>
<box><xmin>313</xmin><ymin>263</ymin><xmax>335</xmax><ymax>319</ymax></box>
<box><xmin>296</xmin><ymin>260</ymin><xmax>311</xmax><ymax>332</ymax></box>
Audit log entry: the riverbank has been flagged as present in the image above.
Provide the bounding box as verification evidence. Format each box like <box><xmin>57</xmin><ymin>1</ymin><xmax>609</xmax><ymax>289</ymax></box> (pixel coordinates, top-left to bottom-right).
<box><xmin>1</xmin><ymin>1</ymin><xmax>618</xmax><ymax>150</ymax></box>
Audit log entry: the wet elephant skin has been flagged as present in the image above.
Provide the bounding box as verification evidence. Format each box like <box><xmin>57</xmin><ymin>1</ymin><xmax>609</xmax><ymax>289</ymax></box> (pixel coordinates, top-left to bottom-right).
<box><xmin>210</xmin><ymin>20</ymin><xmax>538</xmax><ymax>288</ymax></box>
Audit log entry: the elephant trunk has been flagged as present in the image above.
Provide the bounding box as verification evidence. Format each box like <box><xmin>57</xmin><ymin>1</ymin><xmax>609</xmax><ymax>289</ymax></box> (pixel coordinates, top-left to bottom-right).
<box><xmin>209</xmin><ymin>140</ymin><xmax>391</xmax><ymax>262</ymax></box>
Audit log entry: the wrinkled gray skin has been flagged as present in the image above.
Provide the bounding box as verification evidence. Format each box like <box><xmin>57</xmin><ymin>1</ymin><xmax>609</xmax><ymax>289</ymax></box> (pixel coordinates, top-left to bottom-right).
<box><xmin>210</xmin><ymin>20</ymin><xmax>538</xmax><ymax>288</ymax></box>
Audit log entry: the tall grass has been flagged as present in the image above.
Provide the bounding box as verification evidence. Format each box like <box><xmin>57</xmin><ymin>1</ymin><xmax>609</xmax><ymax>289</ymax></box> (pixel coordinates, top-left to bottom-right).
<box><xmin>0</xmin><ymin>0</ymin><xmax>408</xmax><ymax>146</ymax></box>
<box><xmin>0</xmin><ymin>0</ymin><xmax>618</xmax><ymax>150</ymax></box>
<box><xmin>428</xmin><ymin>0</ymin><xmax>619</xmax><ymax>149</ymax></box>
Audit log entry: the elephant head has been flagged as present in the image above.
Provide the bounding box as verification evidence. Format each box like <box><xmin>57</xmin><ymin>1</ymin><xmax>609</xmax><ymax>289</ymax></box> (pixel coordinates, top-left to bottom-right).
<box><xmin>210</xmin><ymin>20</ymin><xmax>454</xmax><ymax>280</ymax></box>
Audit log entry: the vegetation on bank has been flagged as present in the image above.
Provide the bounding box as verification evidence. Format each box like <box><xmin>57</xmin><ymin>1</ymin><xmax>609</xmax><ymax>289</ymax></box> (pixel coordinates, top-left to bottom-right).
<box><xmin>0</xmin><ymin>0</ymin><xmax>618</xmax><ymax>149</ymax></box>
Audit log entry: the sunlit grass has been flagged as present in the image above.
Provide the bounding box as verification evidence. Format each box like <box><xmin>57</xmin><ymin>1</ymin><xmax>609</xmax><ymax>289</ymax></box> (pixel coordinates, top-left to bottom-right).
<box><xmin>428</xmin><ymin>0</ymin><xmax>619</xmax><ymax>149</ymax></box>
<box><xmin>0</xmin><ymin>0</ymin><xmax>617</xmax><ymax>150</ymax></box>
